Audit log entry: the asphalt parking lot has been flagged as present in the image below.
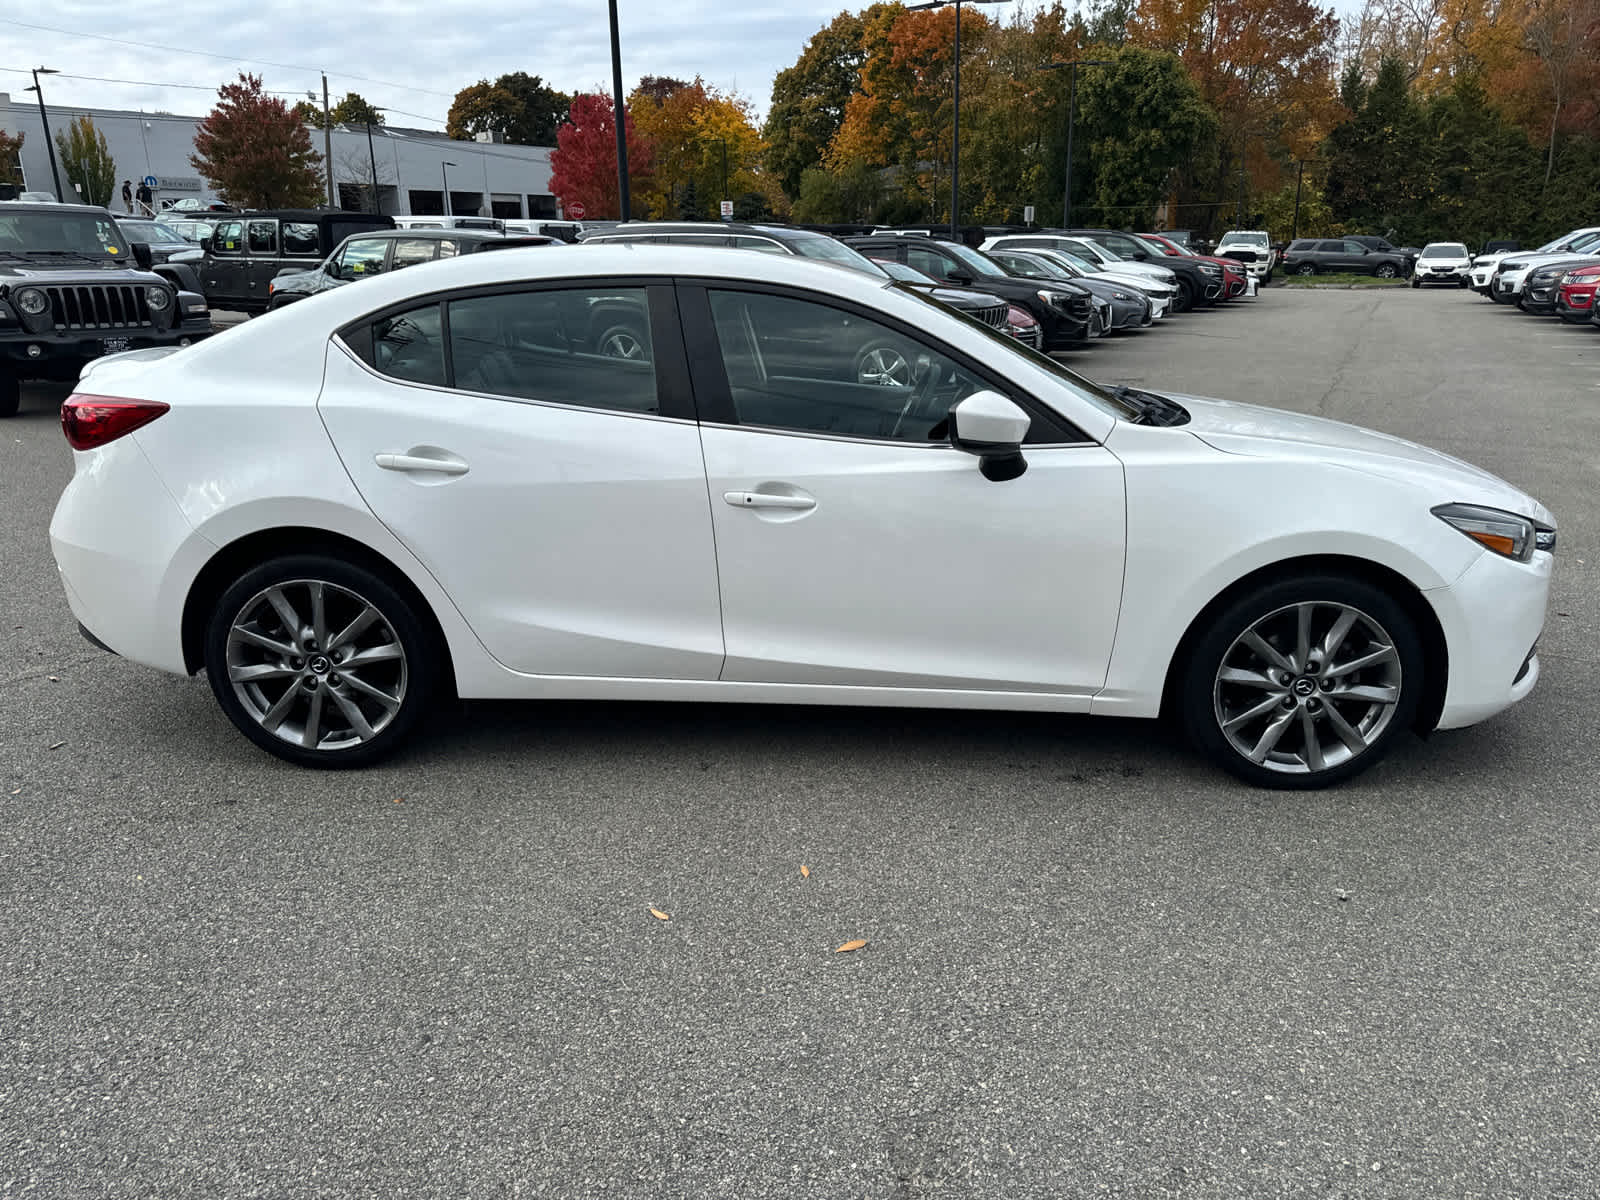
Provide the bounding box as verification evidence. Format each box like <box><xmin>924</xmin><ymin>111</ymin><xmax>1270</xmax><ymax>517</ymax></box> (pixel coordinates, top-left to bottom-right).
<box><xmin>3</xmin><ymin>288</ymin><xmax>1597</xmax><ymax>1198</ymax></box>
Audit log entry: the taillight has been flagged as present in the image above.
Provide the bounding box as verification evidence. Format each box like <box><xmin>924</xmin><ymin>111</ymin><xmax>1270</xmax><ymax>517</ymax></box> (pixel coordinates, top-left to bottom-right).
<box><xmin>61</xmin><ymin>395</ymin><xmax>170</xmax><ymax>451</ymax></box>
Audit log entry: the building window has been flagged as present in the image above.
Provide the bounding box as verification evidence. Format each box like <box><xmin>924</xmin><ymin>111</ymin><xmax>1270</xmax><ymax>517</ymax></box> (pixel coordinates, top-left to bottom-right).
<box><xmin>527</xmin><ymin>194</ymin><xmax>558</xmax><ymax>219</ymax></box>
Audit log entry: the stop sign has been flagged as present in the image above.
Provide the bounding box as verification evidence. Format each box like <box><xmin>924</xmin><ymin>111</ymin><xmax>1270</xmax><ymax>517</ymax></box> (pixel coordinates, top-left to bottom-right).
<box><xmin>566</xmin><ymin>201</ymin><xmax>586</xmax><ymax>220</ymax></box>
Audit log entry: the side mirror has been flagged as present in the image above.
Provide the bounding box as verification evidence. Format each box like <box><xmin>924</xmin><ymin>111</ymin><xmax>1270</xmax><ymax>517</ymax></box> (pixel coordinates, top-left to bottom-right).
<box><xmin>130</xmin><ymin>242</ymin><xmax>154</xmax><ymax>269</ymax></box>
<box><xmin>199</xmin><ymin>235</ymin><xmax>212</xmax><ymax>253</ymax></box>
<box><xmin>1131</xmin><ymin>251</ymin><xmax>1149</xmax><ymax>261</ymax></box>
<box><xmin>324</xmin><ymin>260</ymin><xmax>340</xmax><ymax>277</ymax></box>
<box><xmin>950</xmin><ymin>390</ymin><xmax>1030</xmax><ymax>482</ymax></box>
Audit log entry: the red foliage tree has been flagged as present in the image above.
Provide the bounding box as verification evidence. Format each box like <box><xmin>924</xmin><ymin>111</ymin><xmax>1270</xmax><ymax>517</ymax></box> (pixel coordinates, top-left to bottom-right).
<box><xmin>191</xmin><ymin>73</ymin><xmax>325</xmax><ymax>208</ymax></box>
<box><xmin>548</xmin><ymin>92</ymin><xmax>653</xmax><ymax>219</ymax></box>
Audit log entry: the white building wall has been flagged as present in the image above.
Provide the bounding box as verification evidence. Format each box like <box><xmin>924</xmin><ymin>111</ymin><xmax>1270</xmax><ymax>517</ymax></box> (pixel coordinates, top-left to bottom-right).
<box><xmin>2</xmin><ymin>95</ymin><xmax>557</xmax><ymax>218</ymax></box>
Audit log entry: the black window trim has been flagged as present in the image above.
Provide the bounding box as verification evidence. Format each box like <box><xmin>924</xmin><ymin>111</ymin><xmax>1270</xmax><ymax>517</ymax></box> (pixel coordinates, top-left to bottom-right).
<box><xmin>674</xmin><ymin>277</ymin><xmax>1093</xmax><ymax>447</ymax></box>
<box><xmin>334</xmin><ymin>276</ymin><xmax>697</xmax><ymax>422</ymax></box>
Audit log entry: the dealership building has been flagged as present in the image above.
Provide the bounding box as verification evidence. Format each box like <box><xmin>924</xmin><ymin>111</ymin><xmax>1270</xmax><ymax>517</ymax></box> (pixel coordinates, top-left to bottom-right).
<box><xmin>2</xmin><ymin>94</ymin><xmax>561</xmax><ymax>219</ymax></box>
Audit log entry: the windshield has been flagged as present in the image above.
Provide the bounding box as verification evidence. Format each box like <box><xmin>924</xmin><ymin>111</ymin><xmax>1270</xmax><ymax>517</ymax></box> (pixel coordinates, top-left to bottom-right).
<box><xmin>941</xmin><ymin>241</ymin><xmax>1010</xmax><ymax>278</ymax></box>
<box><xmin>1221</xmin><ymin>232</ymin><xmax>1268</xmax><ymax>246</ymax></box>
<box><xmin>1420</xmin><ymin>243</ymin><xmax>1468</xmax><ymax>258</ymax></box>
<box><xmin>995</xmin><ymin>254</ymin><xmax>1060</xmax><ymax>280</ymax></box>
<box><xmin>790</xmin><ymin>233</ymin><xmax>887</xmax><ymax>277</ymax></box>
<box><xmin>0</xmin><ymin>210</ymin><xmax>132</xmax><ymax>259</ymax></box>
<box><xmin>1035</xmin><ymin>252</ymin><xmax>1088</xmax><ymax>277</ymax></box>
<box><xmin>892</xmin><ymin>283</ymin><xmax>1145</xmax><ymax>422</ymax></box>
<box><xmin>875</xmin><ymin>259</ymin><xmax>936</xmax><ymax>284</ymax></box>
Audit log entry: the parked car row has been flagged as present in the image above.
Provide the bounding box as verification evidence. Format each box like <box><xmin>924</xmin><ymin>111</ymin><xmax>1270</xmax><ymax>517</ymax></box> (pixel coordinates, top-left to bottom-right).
<box><xmin>1468</xmin><ymin>226</ymin><xmax>1600</xmax><ymax>321</ymax></box>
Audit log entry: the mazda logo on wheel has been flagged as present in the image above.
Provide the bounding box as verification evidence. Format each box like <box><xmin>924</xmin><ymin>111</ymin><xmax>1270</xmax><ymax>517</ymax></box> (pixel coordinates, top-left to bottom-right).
<box><xmin>1293</xmin><ymin>678</ymin><xmax>1316</xmax><ymax>697</ymax></box>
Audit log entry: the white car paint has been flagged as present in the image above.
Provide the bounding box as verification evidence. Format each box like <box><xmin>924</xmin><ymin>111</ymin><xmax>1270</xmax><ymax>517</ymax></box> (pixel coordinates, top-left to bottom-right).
<box><xmin>1491</xmin><ymin>227</ymin><xmax>1600</xmax><ymax>298</ymax></box>
<box><xmin>1413</xmin><ymin>242</ymin><xmax>1473</xmax><ymax>285</ymax></box>
<box><xmin>1214</xmin><ymin>230</ymin><xmax>1276</xmax><ymax>280</ymax></box>
<box><xmin>979</xmin><ymin>236</ymin><xmax>1177</xmax><ymax>287</ymax></box>
<box><xmin>50</xmin><ymin>244</ymin><xmax>1555</xmax><ymax>779</ymax></box>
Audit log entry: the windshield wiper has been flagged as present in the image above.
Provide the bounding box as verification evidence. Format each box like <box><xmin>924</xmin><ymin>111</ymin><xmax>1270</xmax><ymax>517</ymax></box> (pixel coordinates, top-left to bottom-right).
<box><xmin>1110</xmin><ymin>384</ymin><xmax>1190</xmax><ymax>427</ymax></box>
<box><xmin>23</xmin><ymin>249</ymin><xmax>110</xmax><ymax>263</ymax></box>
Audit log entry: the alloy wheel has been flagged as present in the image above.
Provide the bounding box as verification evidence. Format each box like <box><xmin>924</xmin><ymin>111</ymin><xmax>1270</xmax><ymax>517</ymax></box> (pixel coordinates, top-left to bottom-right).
<box><xmin>1212</xmin><ymin>601</ymin><xmax>1403</xmax><ymax>776</ymax></box>
<box><xmin>225</xmin><ymin>579</ymin><xmax>408</xmax><ymax>751</ymax></box>
<box><xmin>857</xmin><ymin>346</ymin><xmax>912</xmax><ymax>387</ymax></box>
<box><xmin>597</xmin><ymin>326</ymin><xmax>647</xmax><ymax>360</ymax></box>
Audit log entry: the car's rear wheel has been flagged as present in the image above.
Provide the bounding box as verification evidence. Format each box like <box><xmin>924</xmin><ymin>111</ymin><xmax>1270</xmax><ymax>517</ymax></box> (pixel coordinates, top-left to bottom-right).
<box><xmin>204</xmin><ymin>555</ymin><xmax>439</xmax><ymax>768</ymax></box>
<box><xmin>1179</xmin><ymin>574</ymin><xmax>1424</xmax><ymax>789</ymax></box>
<box><xmin>1295</xmin><ymin>263</ymin><xmax>1317</xmax><ymax>276</ymax></box>
<box><xmin>1375</xmin><ymin>263</ymin><xmax>1399</xmax><ymax>279</ymax></box>
<box><xmin>596</xmin><ymin>323</ymin><xmax>649</xmax><ymax>361</ymax></box>
<box><xmin>1174</xmin><ymin>278</ymin><xmax>1196</xmax><ymax>312</ymax></box>
<box><xmin>0</xmin><ymin>374</ymin><xmax>18</xmax><ymax>418</ymax></box>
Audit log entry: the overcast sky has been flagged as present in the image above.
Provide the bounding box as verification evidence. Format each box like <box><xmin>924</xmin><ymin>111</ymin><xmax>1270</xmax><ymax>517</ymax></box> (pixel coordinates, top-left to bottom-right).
<box><xmin>2</xmin><ymin>1</ymin><xmax>1358</xmax><ymax>132</ymax></box>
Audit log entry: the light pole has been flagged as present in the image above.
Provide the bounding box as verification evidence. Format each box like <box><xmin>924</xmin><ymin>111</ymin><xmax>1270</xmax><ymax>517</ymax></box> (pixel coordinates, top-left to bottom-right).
<box><xmin>907</xmin><ymin>0</ymin><xmax>1007</xmax><ymax>239</ymax></box>
<box><xmin>1038</xmin><ymin>59</ymin><xmax>1111</xmax><ymax>230</ymax></box>
<box><xmin>1290</xmin><ymin>159</ymin><xmax>1321</xmax><ymax>242</ymax></box>
<box><xmin>608</xmin><ymin>0</ymin><xmax>631</xmax><ymax>222</ymax></box>
<box><xmin>365</xmin><ymin>120</ymin><xmax>381</xmax><ymax>214</ymax></box>
<box><xmin>24</xmin><ymin>67</ymin><xmax>64</xmax><ymax>203</ymax></box>
<box><xmin>441</xmin><ymin>161</ymin><xmax>456</xmax><ymax>217</ymax></box>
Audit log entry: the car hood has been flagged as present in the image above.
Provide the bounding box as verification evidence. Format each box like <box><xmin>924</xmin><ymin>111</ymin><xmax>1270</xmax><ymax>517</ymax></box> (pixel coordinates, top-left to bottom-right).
<box><xmin>1165</xmin><ymin>392</ymin><xmax>1552</xmax><ymax>525</ymax></box>
<box><xmin>1500</xmin><ymin>252</ymin><xmax>1594</xmax><ymax>274</ymax></box>
<box><xmin>1418</xmin><ymin>256</ymin><xmax>1471</xmax><ymax>267</ymax></box>
<box><xmin>0</xmin><ymin>260</ymin><xmax>159</xmax><ymax>281</ymax></box>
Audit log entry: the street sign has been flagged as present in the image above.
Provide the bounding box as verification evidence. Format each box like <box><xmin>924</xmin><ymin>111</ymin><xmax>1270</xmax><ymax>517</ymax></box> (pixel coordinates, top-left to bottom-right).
<box><xmin>566</xmin><ymin>201</ymin><xmax>586</xmax><ymax>220</ymax></box>
<box><xmin>720</xmin><ymin>199</ymin><xmax>734</xmax><ymax>219</ymax></box>
<box><xmin>1023</xmin><ymin>205</ymin><xmax>1035</xmax><ymax>224</ymax></box>
<box><xmin>142</xmin><ymin>175</ymin><xmax>158</xmax><ymax>188</ymax></box>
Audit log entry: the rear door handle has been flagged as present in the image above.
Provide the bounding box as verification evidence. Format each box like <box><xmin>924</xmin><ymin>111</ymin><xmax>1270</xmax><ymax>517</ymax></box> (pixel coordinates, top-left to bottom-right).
<box><xmin>375</xmin><ymin>452</ymin><xmax>470</xmax><ymax>476</ymax></box>
<box><xmin>723</xmin><ymin>490</ymin><xmax>815</xmax><ymax>511</ymax></box>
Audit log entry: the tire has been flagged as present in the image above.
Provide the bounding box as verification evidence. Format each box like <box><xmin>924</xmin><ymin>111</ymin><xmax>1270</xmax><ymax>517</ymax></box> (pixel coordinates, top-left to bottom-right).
<box><xmin>1174</xmin><ymin>278</ymin><xmax>1196</xmax><ymax>312</ymax></box>
<box><xmin>1459</xmin><ymin>277</ymin><xmax>1469</xmax><ymax>288</ymax></box>
<box><xmin>595</xmin><ymin>322</ymin><xmax>650</xmax><ymax>362</ymax></box>
<box><xmin>204</xmin><ymin>554</ymin><xmax>440</xmax><ymax>768</ymax></box>
<box><xmin>1178</xmin><ymin>573</ymin><xmax>1424</xmax><ymax>789</ymax></box>
<box><xmin>1411</xmin><ymin>278</ymin><xmax>1420</xmax><ymax>288</ymax></box>
<box><xmin>1263</xmin><ymin>269</ymin><xmax>1274</xmax><ymax>284</ymax></box>
<box><xmin>0</xmin><ymin>374</ymin><xmax>18</xmax><ymax>419</ymax></box>
<box><xmin>854</xmin><ymin>341</ymin><xmax>914</xmax><ymax>387</ymax></box>
<box><xmin>1375</xmin><ymin>263</ymin><xmax>1399</xmax><ymax>279</ymax></box>
<box><xmin>1295</xmin><ymin>263</ymin><xmax>1317</xmax><ymax>276</ymax></box>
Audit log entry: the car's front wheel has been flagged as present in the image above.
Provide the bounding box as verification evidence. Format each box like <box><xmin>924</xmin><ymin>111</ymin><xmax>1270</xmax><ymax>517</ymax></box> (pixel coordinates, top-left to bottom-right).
<box><xmin>204</xmin><ymin>555</ymin><xmax>439</xmax><ymax>767</ymax></box>
<box><xmin>1179</xmin><ymin>574</ymin><xmax>1424</xmax><ymax>788</ymax></box>
<box><xmin>0</xmin><ymin>373</ymin><xmax>18</xmax><ymax>419</ymax></box>
<box><xmin>1375</xmin><ymin>263</ymin><xmax>1399</xmax><ymax>279</ymax></box>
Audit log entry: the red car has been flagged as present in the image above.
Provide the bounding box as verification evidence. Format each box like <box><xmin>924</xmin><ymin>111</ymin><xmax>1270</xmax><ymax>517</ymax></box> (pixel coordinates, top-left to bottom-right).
<box><xmin>1136</xmin><ymin>233</ymin><xmax>1250</xmax><ymax>300</ymax></box>
<box><xmin>1555</xmin><ymin>263</ymin><xmax>1600</xmax><ymax>325</ymax></box>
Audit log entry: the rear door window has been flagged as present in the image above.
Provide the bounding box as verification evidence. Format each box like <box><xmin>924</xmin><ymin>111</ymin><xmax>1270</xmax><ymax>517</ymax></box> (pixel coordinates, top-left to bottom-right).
<box><xmin>247</xmin><ymin>220</ymin><xmax>278</xmax><ymax>254</ymax></box>
<box><xmin>391</xmin><ymin>238</ymin><xmax>439</xmax><ymax>270</ymax></box>
<box><xmin>282</xmin><ymin>222</ymin><xmax>319</xmax><ymax>255</ymax></box>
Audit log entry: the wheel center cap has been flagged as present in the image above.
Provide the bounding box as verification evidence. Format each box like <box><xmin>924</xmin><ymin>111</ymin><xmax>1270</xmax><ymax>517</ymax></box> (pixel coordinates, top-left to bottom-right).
<box><xmin>309</xmin><ymin>655</ymin><xmax>331</xmax><ymax>675</ymax></box>
<box><xmin>1292</xmin><ymin>677</ymin><xmax>1317</xmax><ymax>697</ymax></box>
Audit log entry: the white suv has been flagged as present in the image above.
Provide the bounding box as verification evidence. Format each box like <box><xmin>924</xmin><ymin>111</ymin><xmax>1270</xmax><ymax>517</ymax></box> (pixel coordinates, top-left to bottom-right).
<box><xmin>1214</xmin><ymin>230</ymin><xmax>1276</xmax><ymax>282</ymax></box>
<box><xmin>1412</xmin><ymin>242</ymin><xmax>1473</xmax><ymax>287</ymax></box>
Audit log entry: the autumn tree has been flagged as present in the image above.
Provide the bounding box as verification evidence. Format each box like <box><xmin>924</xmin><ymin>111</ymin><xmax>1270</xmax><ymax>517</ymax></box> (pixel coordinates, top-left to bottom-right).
<box><xmin>1</xmin><ymin>129</ymin><xmax>23</xmax><ymax>187</ymax></box>
<box><xmin>53</xmin><ymin>115</ymin><xmax>117</xmax><ymax>206</ymax></box>
<box><xmin>192</xmin><ymin>73</ymin><xmax>325</xmax><ymax>209</ymax></box>
<box><xmin>765</xmin><ymin>10</ymin><xmax>881</xmax><ymax>198</ymax></box>
<box><xmin>447</xmin><ymin>73</ymin><xmax>568</xmax><ymax>144</ymax></box>
<box><xmin>548</xmin><ymin>92</ymin><xmax>652</xmax><ymax>218</ymax></box>
<box><xmin>629</xmin><ymin>77</ymin><xmax>764</xmax><ymax>219</ymax></box>
<box><xmin>295</xmin><ymin>92</ymin><xmax>386</xmax><ymax>129</ymax></box>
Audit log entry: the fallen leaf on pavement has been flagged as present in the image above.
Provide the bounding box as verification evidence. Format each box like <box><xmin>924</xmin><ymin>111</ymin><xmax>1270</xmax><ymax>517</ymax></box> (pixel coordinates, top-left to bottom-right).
<box><xmin>48</xmin><ymin>742</ymin><xmax>64</xmax><ymax>751</ymax></box>
<box><xmin>835</xmin><ymin>939</ymin><xmax>867</xmax><ymax>953</ymax></box>
<box><xmin>800</xmin><ymin>864</ymin><xmax>810</xmax><ymax>878</ymax></box>
<box><xmin>650</xmin><ymin>908</ymin><xmax>670</xmax><ymax>921</ymax></box>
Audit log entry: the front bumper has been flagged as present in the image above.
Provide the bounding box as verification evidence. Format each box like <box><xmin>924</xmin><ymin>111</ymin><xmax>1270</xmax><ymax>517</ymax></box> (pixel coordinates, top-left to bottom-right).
<box><xmin>1428</xmin><ymin>545</ymin><xmax>1553</xmax><ymax>730</ymax></box>
<box><xmin>1555</xmin><ymin>291</ymin><xmax>1595</xmax><ymax>320</ymax></box>
<box><xmin>1521</xmin><ymin>285</ymin><xmax>1562</xmax><ymax>313</ymax></box>
<box><xmin>1415</xmin><ymin>267</ymin><xmax>1466</xmax><ymax>284</ymax></box>
<box><xmin>2</xmin><ymin>324</ymin><xmax>211</xmax><ymax>380</ymax></box>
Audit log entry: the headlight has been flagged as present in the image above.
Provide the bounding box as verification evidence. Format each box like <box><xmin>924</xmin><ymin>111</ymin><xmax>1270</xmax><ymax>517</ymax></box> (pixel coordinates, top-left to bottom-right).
<box><xmin>1111</xmin><ymin>290</ymin><xmax>1134</xmax><ymax>301</ymax></box>
<box><xmin>1198</xmin><ymin>264</ymin><xmax>1222</xmax><ymax>277</ymax></box>
<box><xmin>1433</xmin><ymin>503</ymin><xmax>1553</xmax><ymax>562</ymax></box>
<box><xmin>15</xmin><ymin>287</ymin><xmax>48</xmax><ymax>316</ymax></box>
<box><xmin>145</xmin><ymin>286</ymin><xmax>172</xmax><ymax>311</ymax></box>
<box><xmin>1036</xmin><ymin>289</ymin><xmax>1072</xmax><ymax>306</ymax></box>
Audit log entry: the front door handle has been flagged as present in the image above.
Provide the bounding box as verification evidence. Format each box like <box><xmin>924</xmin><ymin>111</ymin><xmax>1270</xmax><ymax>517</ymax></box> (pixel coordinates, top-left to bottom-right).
<box><xmin>375</xmin><ymin>452</ymin><xmax>470</xmax><ymax>476</ymax></box>
<box><xmin>723</xmin><ymin>490</ymin><xmax>815</xmax><ymax>511</ymax></box>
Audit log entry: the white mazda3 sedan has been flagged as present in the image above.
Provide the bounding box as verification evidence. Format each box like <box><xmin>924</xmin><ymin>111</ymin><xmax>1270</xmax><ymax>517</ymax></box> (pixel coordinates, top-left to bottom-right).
<box><xmin>49</xmin><ymin>245</ymin><xmax>1556</xmax><ymax>788</ymax></box>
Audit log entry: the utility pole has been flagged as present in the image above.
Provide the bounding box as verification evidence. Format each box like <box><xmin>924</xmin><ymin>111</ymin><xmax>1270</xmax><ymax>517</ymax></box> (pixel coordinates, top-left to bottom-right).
<box><xmin>608</xmin><ymin>0</ymin><xmax>631</xmax><ymax>222</ymax></box>
<box><xmin>951</xmin><ymin>0</ymin><xmax>961</xmax><ymax>239</ymax></box>
<box><xmin>442</xmin><ymin>161</ymin><xmax>455</xmax><ymax>217</ymax></box>
<box><xmin>1037</xmin><ymin>60</ymin><xmax>1110</xmax><ymax>230</ymax></box>
<box><xmin>365</xmin><ymin>120</ymin><xmax>380</xmax><ymax>214</ymax></box>
<box><xmin>1291</xmin><ymin>161</ymin><xmax>1305</xmax><ymax>242</ymax></box>
<box><xmin>26</xmin><ymin>67</ymin><xmax>64</xmax><ymax>203</ymax></box>
<box><xmin>321</xmin><ymin>73</ymin><xmax>335</xmax><ymax>207</ymax></box>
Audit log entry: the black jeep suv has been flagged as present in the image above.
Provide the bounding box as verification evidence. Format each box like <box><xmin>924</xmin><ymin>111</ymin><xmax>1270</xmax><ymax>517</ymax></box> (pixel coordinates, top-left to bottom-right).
<box><xmin>1</xmin><ymin>203</ymin><xmax>212</xmax><ymax>417</ymax></box>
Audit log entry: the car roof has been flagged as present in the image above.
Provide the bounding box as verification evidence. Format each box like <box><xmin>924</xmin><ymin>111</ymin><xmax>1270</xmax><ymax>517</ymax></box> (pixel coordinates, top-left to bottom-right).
<box><xmin>344</xmin><ymin>228</ymin><xmax>523</xmax><ymax>243</ymax></box>
<box><xmin>586</xmin><ymin>222</ymin><xmax>829</xmax><ymax>243</ymax></box>
<box><xmin>1</xmin><ymin>202</ymin><xmax>116</xmax><ymax>216</ymax></box>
